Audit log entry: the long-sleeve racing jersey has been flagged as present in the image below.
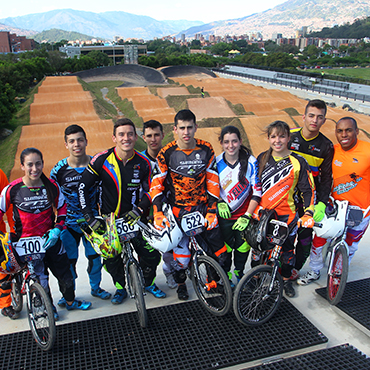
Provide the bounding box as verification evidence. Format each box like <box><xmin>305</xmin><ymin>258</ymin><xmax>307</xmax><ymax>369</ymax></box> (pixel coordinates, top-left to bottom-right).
<box><xmin>256</xmin><ymin>151</ymin><xmax>315</xmax><ymax>226</ymax></box>
<box><xmin>289</xmin><ymin>128</ymin><xmax>333</xmax><ymax>204</ymax></box>
<box><xmin>78</xmin><ymin>147</ymin><xmax>152</xmax><ymax>219</ymax></box>
<box><xmin>150</xmin><ymin>139</ymin><xmax>220</xmax><ymax>213</ymax></box>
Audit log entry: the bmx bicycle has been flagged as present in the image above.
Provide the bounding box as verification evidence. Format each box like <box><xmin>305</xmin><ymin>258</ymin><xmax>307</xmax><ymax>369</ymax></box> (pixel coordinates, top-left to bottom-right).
<box><xmin>179</xmin><ymin>211</ymin><xmax>232</xmax><ymax>316</ymax></box>
<box><xmin>139</xmin><ymin>208</ymin><xmax>232</xmax><ymax>316</ymax></box>
<box><xmin>313</xmin><ymin>197</ymin><xmax>368</xmax><ymax>305</ymax></box>
<box><xmin>233</xmin><ymin>209</ymin><xmax>289</xmax><ymax>326</ymax></box>
<box><xmin>80</xmin><ymin>214</ymin><xmax>148</xmax><ymax>328</ymax></box>
<box><xmin>9</xmin><ymin>234</ymin><xmax>56</xmax><ymax>351</ymax></box>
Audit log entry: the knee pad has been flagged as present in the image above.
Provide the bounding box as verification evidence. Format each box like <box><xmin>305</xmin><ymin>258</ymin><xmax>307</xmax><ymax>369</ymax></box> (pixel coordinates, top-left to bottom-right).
<box><xmin>173</xmin><ymin>269</ymin><xmax>187</xmax><ymax>284</ymax></box>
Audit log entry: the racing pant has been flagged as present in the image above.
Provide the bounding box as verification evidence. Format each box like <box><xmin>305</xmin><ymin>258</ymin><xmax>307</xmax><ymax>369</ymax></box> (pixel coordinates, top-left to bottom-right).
<box><xmin>219</xmin><ymin>217</ymin><xmax>251</xmax><ymax>280</ymax></box>
<box><xmin>103</xmin><ymin>232</ymin><xmax>161</xmax><ymax>289</ymax></box>
<box><xmin>309</xmin><ymin>215</ymin><xmax>370</xmax><ymax>273</ymax></box>
<box><xmin>61</xmin><ymin>227</ymin><xmax>103</xmax><ymax>291</ymax></box>
<box><xmin>44</xmin><ymin>240</ymin><xmax>75</xmax><ymax>303</ymax></box>
<box><xmin>0</xmin><ymin>272</ymin><xmax>11</xmax><ymax>309</ymax></box>
<box><xmin>294</xmin><ymin>206</ymin><xmax>313</xmax><ymax>271</ymax></box>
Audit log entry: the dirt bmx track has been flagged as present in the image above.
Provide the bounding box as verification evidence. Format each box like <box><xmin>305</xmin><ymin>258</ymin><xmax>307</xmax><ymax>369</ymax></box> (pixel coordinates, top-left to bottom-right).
<box><xmin>11</xmin><ymin>66</ymin><xmax>370</xmax><ymax>181</ymax></box>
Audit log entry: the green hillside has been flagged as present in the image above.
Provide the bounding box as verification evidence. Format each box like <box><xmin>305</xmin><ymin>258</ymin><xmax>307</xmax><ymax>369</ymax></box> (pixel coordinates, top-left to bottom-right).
<box><xmin>33</xmin><ymin>28</ymin><xmax>96</xmax><ymax>43</ymax></box>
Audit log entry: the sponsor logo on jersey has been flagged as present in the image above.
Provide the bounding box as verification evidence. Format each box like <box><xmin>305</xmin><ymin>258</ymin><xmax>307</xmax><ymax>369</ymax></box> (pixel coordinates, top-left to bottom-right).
<box><xmin>334</xmin><ymin>160</ymin><xmax>342</xmax><ymax>167</ymax></box>
<box><xmin>221</xmin><ymin>172</ymin><xmax>232</xmax><ymax>190</ymax></box>
<box><xmin>333</xmin><ymin>177</ymin><xmax>362</xmax><ymax>195</ymax></box>
<box><xmin>262</xmin><ymin>165</ymin><xmax>292</xmax><ymax>194</ymax></box>
<box><xmin>353</xmin><ymin>157</ymin><xmax>359</xmax><ymax>163</ymax></box>
<box><xmin>309</xmin><ymin>145</ymin><xmax>320</xmax><ymax>153</ymax></box>
<box><xmin>291</xmin><ymin>143</ymin><xmax>300</xmax><ymax>150</ymax></box>
<box><xmin>226</xmin><ymin>183</ymin><xmax>248</xmax><ymax>203</ymax></box>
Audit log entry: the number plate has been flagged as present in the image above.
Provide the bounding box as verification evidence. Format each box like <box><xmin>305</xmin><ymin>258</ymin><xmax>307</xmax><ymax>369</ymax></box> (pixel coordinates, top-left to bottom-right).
<box><xmin>115</xmin><ymin>218</ymin><xmax>139</xmax><ymax>241</ymax></box>
<box><xmin>15</xmin><ymin>236</ymin><xmax>46</xmax><ymax>262</ymax></box>
<box><xmin>266</xmin><ymin>219</ymin><xmax>289</xmax><ymax>246</ymax></box>
<box><xmin>181</xmin><ymin>211</ymin><xmax>205</xmax><ymax>236</ymax></box>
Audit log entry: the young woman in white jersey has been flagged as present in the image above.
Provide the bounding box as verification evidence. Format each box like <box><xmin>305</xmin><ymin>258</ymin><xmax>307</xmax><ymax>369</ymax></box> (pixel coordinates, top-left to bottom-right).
<box><xmin>216</xmin><ymin>126</ymin><xmax>261</xmax><ymax>286</ymax></box>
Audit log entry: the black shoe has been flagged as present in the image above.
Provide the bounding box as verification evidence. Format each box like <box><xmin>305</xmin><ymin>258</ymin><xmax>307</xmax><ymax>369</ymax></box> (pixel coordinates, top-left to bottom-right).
<box><xmin>1</xmin><ymin>306</ymin><xmax>19</xmax><ymax>320</ymax></box>
<box><xmin>284</xmin><ymin>280</ymin><xmax>295</xmax><ymax>298</ymax></box>
<box><xmin>177</xmin><ymin>284</ymin><xmax>189</xmax><ymax>301</ymax></box>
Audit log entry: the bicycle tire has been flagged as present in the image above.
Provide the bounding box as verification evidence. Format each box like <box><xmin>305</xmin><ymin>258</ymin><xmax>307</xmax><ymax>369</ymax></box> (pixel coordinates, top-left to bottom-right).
<box><xmin>233</xmin><ymin>265</ymin><xmax>283</xmax><ymax>326</ymax></box>
<box><xmin>11</xmin><ymin>276</ymin><xmax>23</xmax><ymax>313</ymax></box>
<box><xmin>327</xmin><ymin>243</ymin><xmax>349</xmax><ymax>305</ymax></box>
<box><xmin>27</xmin><ymin>282</ymin><xmax>56</xmax><ymax>351</ymax></box>
<box><xmin>128</xmin><ymin>263</ymin><xmax>148</xmax><ymax>328</ymax></box>
<box><xmin>190</xmin><ymin>255</ymin><xmax>232</xmax><ymax>316</ymax></box>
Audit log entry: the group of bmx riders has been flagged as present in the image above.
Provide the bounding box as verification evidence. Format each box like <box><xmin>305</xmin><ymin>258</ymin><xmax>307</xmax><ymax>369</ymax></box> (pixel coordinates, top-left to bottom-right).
<box><xmin>0</xmin><ymin>98</ymin><xmax>369</xmax><ymax>325</ymax></box>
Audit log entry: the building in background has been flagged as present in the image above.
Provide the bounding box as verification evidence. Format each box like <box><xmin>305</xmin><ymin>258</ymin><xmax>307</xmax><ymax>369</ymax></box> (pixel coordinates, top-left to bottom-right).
<box><xmin>0</xmin><ymin>31</ymin><xmax>36</xmax><ymax>53</ymax></box>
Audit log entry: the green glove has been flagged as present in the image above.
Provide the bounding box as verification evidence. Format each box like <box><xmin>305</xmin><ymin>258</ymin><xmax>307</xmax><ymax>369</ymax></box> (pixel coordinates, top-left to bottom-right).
<box><xmin>313</xmin><ymin>201</ymin><xmax>326</xmax><ymax>222</ymax></box>
<box><xmin>232</xmin><ymin>214</ymin><xmax>251</xmax><ymax>231</ymax></box>
<box><xmin>217</xmin><ymin>201</ymin><xmax>231</xmax><ymax>219</ymax></box>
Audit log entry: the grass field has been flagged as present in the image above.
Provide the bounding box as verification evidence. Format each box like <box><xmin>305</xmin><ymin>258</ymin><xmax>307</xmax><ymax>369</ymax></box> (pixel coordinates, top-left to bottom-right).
<box><xmin>317</xmin><ymin>68</ymin><xmax>370</xmax><ymax>80</ymax></box>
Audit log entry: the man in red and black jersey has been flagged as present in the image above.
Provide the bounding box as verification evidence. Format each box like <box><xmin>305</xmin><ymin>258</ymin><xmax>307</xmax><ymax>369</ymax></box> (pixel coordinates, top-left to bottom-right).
<box><xmin>289</xmin><ymin>99</ymin><xmax>334</xmax><ymax>278</ymax></box>
<box><xmin>150</xmin><ymin>109</ymin><xmax>227</xmax><ymax>300</ymax></box>
<box><xmin>78</xmin><ymin>118</ymin><xmax>165</xmax><ymax>304</ymax></box>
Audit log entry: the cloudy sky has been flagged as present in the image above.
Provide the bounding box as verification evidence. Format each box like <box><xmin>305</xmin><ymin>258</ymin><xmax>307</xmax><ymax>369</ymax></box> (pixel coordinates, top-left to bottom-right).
<box><xmin>0</xmin><ymin>0</ymin><xmax>286</xmax><ymax>23</ymax></box>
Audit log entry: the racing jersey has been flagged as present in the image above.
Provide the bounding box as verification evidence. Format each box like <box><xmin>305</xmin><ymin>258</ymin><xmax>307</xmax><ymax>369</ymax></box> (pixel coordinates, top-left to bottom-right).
<box><xmin>150</xmin><ymin>139</ymin><xmax>220</xmax><ymax>212</ymax></box>
<box><xmin>289</xmin><ymin>128</ymin><xmax>333</xmax><ymax>204</ymax></box>
<box><xmin>0</xmin><ymin>169</ymin><xmax>14</xmax><ymax>233</ymax></box>
<box><xmin>256</xmin><ymin>151</ymin><xmax>315</xmax><ymax>226</ymax></box>
<box><xmin>0</xmin><ymin>178</ymin><xmax>66</xmax><ymax>241</ymax></box>
<box><xmin>332</xmin><ymin>140</ymin><xmax>370</xmax><ymax>211</ymax></box>
<box><xmin>78</xmin><ymin>147</ymin><xmax>152</xmax><ymax>218</ymax></box>
<box><xmin>141</xmin><ymin>149</ymin><xmax>156</xmax><ymax>171</ymax></box>
<box><xmin>216</xmin><ymin>152</ymin><xmax>261</xmax><ymax>220</ymax></box>
<box><xmin>50</xmin><ymin>157</ymin><xmax>98</xmax><ymax>232</ymax></box>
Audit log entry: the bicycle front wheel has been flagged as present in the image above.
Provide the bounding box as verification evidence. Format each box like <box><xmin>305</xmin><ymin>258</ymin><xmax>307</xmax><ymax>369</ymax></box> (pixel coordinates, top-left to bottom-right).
<box><xmin>128</xmin><ymin>263</ymin><xmax>148</xmax><ymax>328</ymax></box>
<box><xmin>233</xmin><ymin>265</ymin><xmax>283</xmax><ymax>326</ymax></box>
<box><xmin>11</xmin><ymin>275</ymin><xmax>23</xmax><ymax>313</ymax></box>
<box><xmin>27</xmin><ymin>282</ymin><xmax>56</xmax><ymax>351</ymax></box>
<box><xmin>327</xmin><ymin>243</ymin><xmax>349</xmax><ymax>305</ymax></box>
<box><xmin>190</xmin><ymin>255</ymin><xmax>232</xmax><ymax>316</ymax></box>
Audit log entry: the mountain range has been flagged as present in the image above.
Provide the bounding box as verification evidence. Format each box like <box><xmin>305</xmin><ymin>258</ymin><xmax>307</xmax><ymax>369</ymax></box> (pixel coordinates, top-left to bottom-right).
<box><xmin>1</xmin><ymin>0</ymin><xmax>370</xmax><ymax>41</ymax></box>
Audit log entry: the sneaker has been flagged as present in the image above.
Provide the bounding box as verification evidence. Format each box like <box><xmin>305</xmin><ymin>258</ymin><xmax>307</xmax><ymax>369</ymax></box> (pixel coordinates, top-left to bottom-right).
<box><xmin>297</xmin><ymin>270</ymin><xmax>320</xmax><ymax>286</ymax></box>
<box><xmin>91</xmin><ymin>288</ymin><xmax>112</xmax><ymax>300</ymax></box>
<box><xmin>57</xmin><ymin>297</ymin><xmax>66</xmax><ymax>308</ymax></box>
<box><xmin>145</xmin><ymin>284</ymin><xmax>166</xmax><ymax>298</ymax></box>
<box><xmin>290</xmin><ymin>268</ymin><xmax>300</xmax><ymax>281</ymax></box>
<box><xmin>177</xmin><ymin>284</ymin><xmax>189</xmax><ymax>301</ymax></box>
<box><xmin>111</xmin><ymin>289</ymin><xmax>128</xmax><ymax>305</ymax></box>
<box><xmin>165</xmin><ymin>273</ymin><xmax>177</xmax><ymax>289</ymax></box>
<box><xmin>283</xmin><ymin>280</ymin><xmax>295</xmax><ymax>297</ymax></box>
<box><xmin>1</xmin><ymin>306</ymin><xmax>19</xmax><ymax>320</ymax></box>
<box><xmin>52</xmin><ymin>305</ymin><xmax>59</xmax><ymax>321</ymax></box>
<box><xmin>65</xmin><ymin>299</ymin><xmax>92</xmax><ymax>311</ymax></box>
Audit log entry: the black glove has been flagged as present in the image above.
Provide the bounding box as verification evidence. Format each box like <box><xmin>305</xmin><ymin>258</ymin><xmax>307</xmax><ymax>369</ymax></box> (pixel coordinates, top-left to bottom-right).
<box><xmin>122</xmin><ymin>206</ymin><xmax>143</xmax><ymax>226</ymax></box>
<box><xmin>84</xmin><ymin>214</ymin><xmax>105</xmax><ymax>234</ymax></box>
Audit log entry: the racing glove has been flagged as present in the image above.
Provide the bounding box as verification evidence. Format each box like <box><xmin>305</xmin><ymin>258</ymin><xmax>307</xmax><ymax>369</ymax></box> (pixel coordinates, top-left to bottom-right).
<box><xmin>205</xmin><ymin>211</ymin><xmax>218</xmax><ymax>230</ymax></box>
<box><xmin>153</xmin><ymin>211</ymin><xmax>170</xmax><ymax>231</ymax></box>
<box><xmin>217</xmin><ymin>201</ymin><xmax>231</xmax><ymax>219</ymax></box>
<box><xmin>84</xmin><ymin>214</ymin><xmax>105</xmax><ymax>234</ymax></box>
<box><xmin>313</xmin><ymin>201</ymin><xmax>326</xmax><ymax>222</ymax></box>
<box><xmin>122</xmin><ymin>206</ymin><xmax>143</xmax><ymax>226</ymax></box>
<box><xmin>232</xmin><ymin>214</ymin><xmax>252</xmax><ymax>231</ymax></box>
<box><xmin>44</xmin><ymin>228</ymin><xmax>61</xmax><ymax>250</ymax></box>
<box><xmin>297</xmin><ymin>213</ymin><xmax>314</xmax><ymax>228</ymax></box>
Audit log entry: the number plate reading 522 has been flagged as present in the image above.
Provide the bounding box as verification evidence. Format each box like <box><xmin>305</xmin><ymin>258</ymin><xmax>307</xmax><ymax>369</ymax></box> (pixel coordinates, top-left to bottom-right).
<box><xmin>16</xmin><ymin>236</ymin><xmax>46</xmax><ymax>261</ymax></box>
<box><xmin>115</xmin><ymin>218</ymin><xmax>139</xmax><ymax>241</ymax></box>
<box><xmin>181</xmin><ymin>212</ymin><xmax>205</xmax><ymax>236</ymax></box>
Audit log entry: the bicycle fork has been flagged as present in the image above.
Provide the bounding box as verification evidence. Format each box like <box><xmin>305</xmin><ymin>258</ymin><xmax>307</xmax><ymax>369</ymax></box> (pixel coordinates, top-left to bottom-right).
<box><xmin>327</xmin><ymin>241</ymin><xmax>348</xmax><ymax>277</ymax></box>
<box><xmin>267</xmin><ymin>245</ymin><xmax>282</xmax><ymax>295</ymax></box>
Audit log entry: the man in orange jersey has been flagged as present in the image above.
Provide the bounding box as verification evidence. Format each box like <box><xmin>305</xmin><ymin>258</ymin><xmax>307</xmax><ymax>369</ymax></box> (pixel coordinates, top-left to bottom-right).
<box><xmin>0</xmin><ymin>169</ymin><xmax>18</xmax><ymax>319</ymax></box>
<box><xmin>298</xmin><ymin>117</ymin><xmax>370</xmax><ymax>285</ymax></box>
<box><xmin>150</xmin><ymin>109</ymin><xmax>227</xmax><ymax>300</ymax></box>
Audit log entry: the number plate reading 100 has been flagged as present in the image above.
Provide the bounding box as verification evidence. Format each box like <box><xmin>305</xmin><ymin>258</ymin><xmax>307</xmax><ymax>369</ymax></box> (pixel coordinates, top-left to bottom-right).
<box><xmin>115</xmin><ymin>218</ymin><xmax>139</xmax><ymax>240</ymax></box>
<box><xmin>181</xmin><ymin>212</ymin><xmax>205</xmax><ymax>236</ymax></box>
<box><xmin>16</xmin><ymin>236</ymin><xmax>46</xmax><ymax>257</ymax></box>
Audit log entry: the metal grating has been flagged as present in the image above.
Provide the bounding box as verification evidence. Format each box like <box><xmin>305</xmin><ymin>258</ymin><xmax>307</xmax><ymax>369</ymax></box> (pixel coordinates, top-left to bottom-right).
<box><xmin>316</xmin><ymin>278</ymin><xmax>370</xmax><ymax>331</ymax></box>
<box><xmin>246</xmin><ymin>343</ymin><xmax>370</xmax><ymax>369</ymax></box>
<box><xmin>0</xmin><ymin>298</ymin><xmax>327</xmax><ymax>370</ymax></box>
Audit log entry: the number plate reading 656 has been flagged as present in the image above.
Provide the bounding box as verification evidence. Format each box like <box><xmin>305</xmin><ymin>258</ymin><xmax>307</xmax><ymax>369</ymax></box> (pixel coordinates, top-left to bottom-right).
<box><xmin>115</xmin><ymin>218</ymin><xmax>139</xmax><ymax>241</ymax></box>
<box><xmin>16</xmin><ymin>236</ymin><xmax>46</xmax><ymax>259</ymax></box>
<box><xmin>181</xmin><ymin>212</ymin><xmax>205</xmax><ymax>236</ymax></box>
